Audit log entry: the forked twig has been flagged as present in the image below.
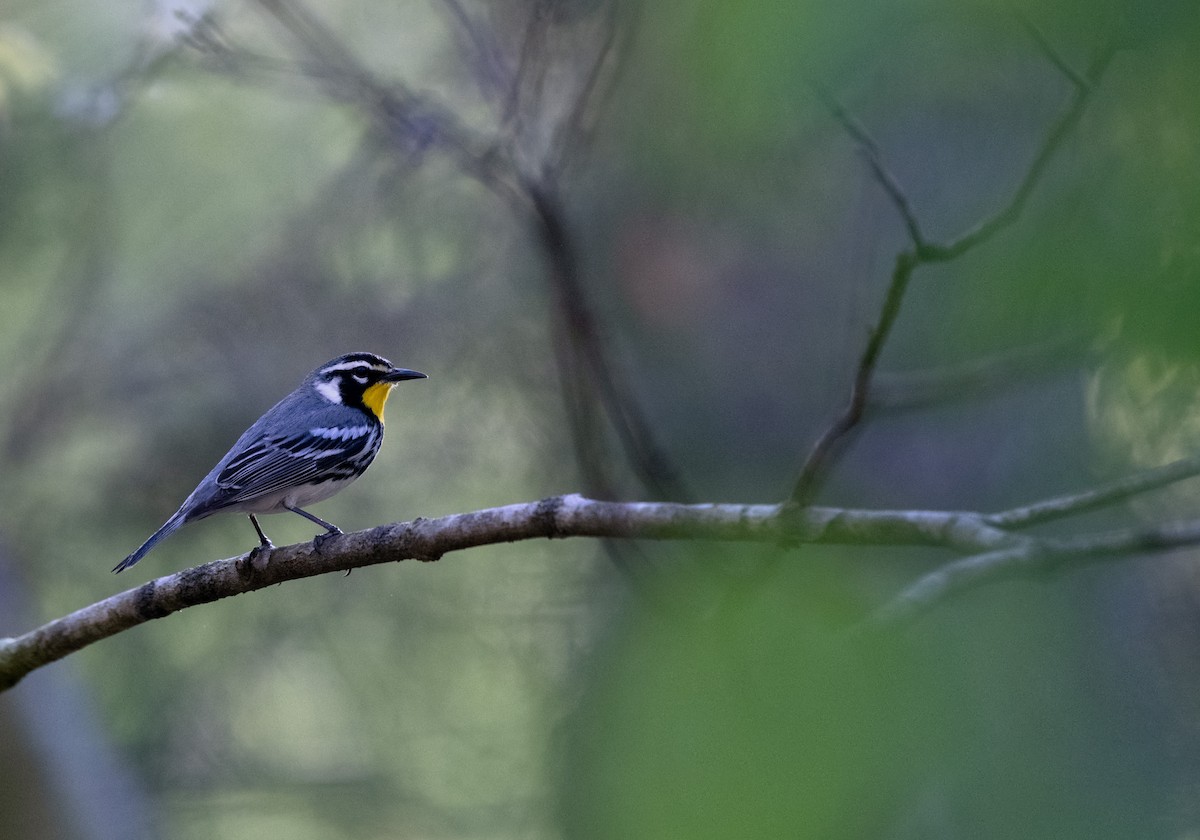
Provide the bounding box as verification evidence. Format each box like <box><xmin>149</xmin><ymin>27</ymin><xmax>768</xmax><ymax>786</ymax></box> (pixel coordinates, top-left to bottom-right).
<box><xmin>869</xmin><ymin>519</ymin><xmax>1200</xmax><ymax>630</ymax></box>
<box><xmin>927</xmin><ymin>44</ymin><xmax>1115</xmax><ymax>261</ymax></box>
<box><xmin>789</xmin><ymin>34</ymin><xmax>1116</xmax><ymax>505</ymax></box>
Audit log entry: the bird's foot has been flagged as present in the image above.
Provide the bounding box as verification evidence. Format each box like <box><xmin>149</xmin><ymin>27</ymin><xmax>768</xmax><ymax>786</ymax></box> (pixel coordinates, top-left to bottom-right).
<box><xmin>247</xmin><ymin>540</ymin><xmax>274</xmax><ymax>572</ymax></box>
<box><xmin>312</xmin><ymin>527</ymin><xmax>343</xmax><ymax>554</ymax></box>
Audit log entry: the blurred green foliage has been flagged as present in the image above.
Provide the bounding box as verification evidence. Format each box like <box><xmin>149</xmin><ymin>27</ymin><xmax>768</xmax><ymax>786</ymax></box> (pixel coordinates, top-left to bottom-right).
<box><xmin>1</xmin><ymin>0</ymin><xmax>1200</xmax><ymax>838</ymax></box>
<box><xmin>563</xmin><ymin>559</ymin><xmax>924</xmax><ymax>840</ymax></box>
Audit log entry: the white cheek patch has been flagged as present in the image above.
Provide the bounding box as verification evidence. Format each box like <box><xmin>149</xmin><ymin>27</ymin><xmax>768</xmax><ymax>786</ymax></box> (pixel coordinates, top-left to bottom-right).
<box><xmin>315</xmin><ymin>379</ymin><xmax>342</xmax><ymax>404</ymax></box>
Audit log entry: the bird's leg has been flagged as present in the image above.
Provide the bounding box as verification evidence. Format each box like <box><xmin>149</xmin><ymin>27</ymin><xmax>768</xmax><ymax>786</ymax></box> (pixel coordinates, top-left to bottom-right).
<box><xmin>284</xmin><ymin>504</ymin><xmax>344</xmax><ymax>551</ymax></box>
<box><xmin>247</xmin><ymin>514</ymin><xmax>275</xmax><ymax>569</ymax></box>
<box><xmin>249</xmin><ymin>514</ymin><xmax>275</xmax><ymax>548</ymax></box>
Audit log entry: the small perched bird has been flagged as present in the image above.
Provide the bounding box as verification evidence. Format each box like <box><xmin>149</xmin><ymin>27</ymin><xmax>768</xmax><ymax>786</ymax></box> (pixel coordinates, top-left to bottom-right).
<box><xmin>114</xmin><ymin>352</ymin><xmax>427</xmax><ymax>573</ymax></box>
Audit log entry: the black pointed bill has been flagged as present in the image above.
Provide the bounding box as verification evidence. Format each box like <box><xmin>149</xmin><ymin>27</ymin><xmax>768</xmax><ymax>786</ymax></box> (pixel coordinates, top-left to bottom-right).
<box><xmin>383</xmin><ymin>368</ymin><xmax>427</xmax><ymax>383</ymax></box>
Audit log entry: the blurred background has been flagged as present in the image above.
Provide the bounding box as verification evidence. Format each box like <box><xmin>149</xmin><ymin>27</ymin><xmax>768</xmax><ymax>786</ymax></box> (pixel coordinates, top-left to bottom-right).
<box><xmin>3</xmin><ymin>0</ymin><xmax>1200</xmax><ymax>837</ymax></box>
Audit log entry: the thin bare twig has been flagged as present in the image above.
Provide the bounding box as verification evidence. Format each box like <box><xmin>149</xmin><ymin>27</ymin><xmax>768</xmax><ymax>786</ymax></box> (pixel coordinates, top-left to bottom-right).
<box><xmin>817</xmin><ymin>88</ymin><xmax>927</xmax><ymax>250</ymax></box>
<box><xmin>985</xmin><ymin>453</ymin><xmax>1200</xmax><ymax>529</ymax></box>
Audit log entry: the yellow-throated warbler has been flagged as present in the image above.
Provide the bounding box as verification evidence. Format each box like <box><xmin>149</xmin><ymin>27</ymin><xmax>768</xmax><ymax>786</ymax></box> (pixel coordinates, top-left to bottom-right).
<box><xmin>114</xmin><ymin>352</ymin><xmax>427</xmax><ymax>573</ymax></box>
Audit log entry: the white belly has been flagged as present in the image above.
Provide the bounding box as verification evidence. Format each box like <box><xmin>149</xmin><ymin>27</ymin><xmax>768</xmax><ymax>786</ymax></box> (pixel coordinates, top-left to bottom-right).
<box><xmin>237</xmin><ymin>476</ymin><xmax>360</xmax><ymax>514</ymax></box>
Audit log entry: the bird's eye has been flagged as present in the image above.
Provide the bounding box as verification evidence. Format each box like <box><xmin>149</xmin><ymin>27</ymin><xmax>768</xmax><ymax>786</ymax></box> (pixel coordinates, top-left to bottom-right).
<box><xmin>351</xmin><ymin>369</ymin><xmax>370</xmax><ymax>385</ymax></box>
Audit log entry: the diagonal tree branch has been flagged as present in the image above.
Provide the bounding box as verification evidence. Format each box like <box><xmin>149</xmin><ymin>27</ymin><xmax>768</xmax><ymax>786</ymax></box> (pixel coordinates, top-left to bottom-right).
<box><xmin>788</xmin><ymin>246</ymin><xmax>919</xmax><ymax>506</ymax></box>
<box><xmin>523</xmin><ymin>175</ymin><xmax>691</xmax><ymax>501</ymax></box>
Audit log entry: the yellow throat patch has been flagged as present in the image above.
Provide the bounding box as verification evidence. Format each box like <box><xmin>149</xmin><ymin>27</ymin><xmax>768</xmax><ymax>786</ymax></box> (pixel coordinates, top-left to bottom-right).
<box><xmin>362</xmin><ymin>381</ymin><xmax>396</xmax><ymax>423</ymax></box>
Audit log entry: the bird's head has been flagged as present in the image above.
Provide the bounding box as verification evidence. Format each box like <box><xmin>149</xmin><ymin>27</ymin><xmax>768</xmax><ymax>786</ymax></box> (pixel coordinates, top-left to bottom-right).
<box><xmin>309</xmin><ymin>352</ymin><xmax>427</xmax><ymax>422</ymax></box>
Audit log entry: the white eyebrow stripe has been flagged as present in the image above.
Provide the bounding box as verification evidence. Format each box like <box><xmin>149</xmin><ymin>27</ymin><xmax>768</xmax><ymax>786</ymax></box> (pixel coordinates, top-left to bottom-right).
<box><xmin>310</xmin><ymin>425</ymin><xmax>372</xmax><ymax>441</ymax></box>
<box><xmin>321</xmin><ymin>360</ymin><xmax>390</xmax><ymax>373</ymax></box>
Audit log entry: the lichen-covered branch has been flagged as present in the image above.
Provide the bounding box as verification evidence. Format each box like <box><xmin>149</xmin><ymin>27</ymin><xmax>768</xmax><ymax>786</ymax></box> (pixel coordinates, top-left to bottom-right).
<box><xmin>8</xmin><ymin>460</ymin><xmax>1200</xmax><ymax>691</ymax></box>
<box><xmin>0</xmin><ymin>495</ymin><xmax>1014</xmax><ymax>691</ymax></box>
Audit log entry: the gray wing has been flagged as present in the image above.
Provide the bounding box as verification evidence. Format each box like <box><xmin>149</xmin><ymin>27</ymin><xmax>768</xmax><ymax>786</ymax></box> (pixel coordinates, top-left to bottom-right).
<box><xmin>202</xmin><ymin>425</ymin><xmax>376</xmax><ymax>510</ymax></box>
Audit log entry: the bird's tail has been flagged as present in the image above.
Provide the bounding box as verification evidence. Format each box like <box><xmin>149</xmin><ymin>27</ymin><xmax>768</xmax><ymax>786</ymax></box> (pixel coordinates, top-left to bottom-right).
<box><xmin>112</xmin><ymin>511</ymin><xmax>187</xmax><ymax>573</ymax></box>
